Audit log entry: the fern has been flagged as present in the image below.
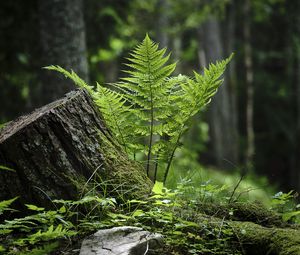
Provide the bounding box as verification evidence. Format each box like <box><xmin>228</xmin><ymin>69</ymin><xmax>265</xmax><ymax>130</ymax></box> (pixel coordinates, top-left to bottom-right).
<box><xmin>14</xmin><ymin>224</ymin><xmax>76</xmax><ymax>246</ymax></box>
<box><xmin>0</xmin><ymin>197</ymin><xmax>18</xmax><ymax>216</ymax></box>
<box><xmin>161</xmin><ymin>56</ymin><xmax>233</xmax><ymax>183</ymax></box>
<box><xmin>94</xmin><ymin>83</ymin><xmax>132</xmax><ymax>151</ymax></box>
<box><xmin>47</xmin><ymin>35</ymin><xmax>232</xmax><ymax>183</ymax></box>
<box><xmin>119</xmin><ymin>34</ymin><xmax>176</xmax><ymax>175</ymax></box>
<box><xmin>16</xmin><ymin>242</ymin><xmax>59</xmax><ymax>255</ymax></box>
<box><xmin>44</xmin><ymin>66</ymin><xmax>94</xmax><ymax>95</ymax></box>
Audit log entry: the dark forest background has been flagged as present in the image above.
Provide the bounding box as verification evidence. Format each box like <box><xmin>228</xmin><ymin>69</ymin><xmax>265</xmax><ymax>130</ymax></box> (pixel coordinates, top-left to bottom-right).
<box><xmin>1</xmin><ymin>0</ymin><xmax>299</xmax><ymax>193</ymax></box>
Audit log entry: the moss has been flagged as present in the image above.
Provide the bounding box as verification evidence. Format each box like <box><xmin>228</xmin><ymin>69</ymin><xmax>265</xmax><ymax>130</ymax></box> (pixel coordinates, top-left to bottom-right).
<box><xmin>176</xmin><ymin>205</ymin><xmax>300</xmax><ymax>255</ymax></box>
<box><xmin>96</xmin><ymin>130</ymin><xmax>152</xmax><ymax>199</ymax></box>
<box><xmin>230</xmin><ymin>221</ymin><xmax>300</xmax><ymax>255</ymax></box>
<box><xmin>60</xmin><ymin>122</ymin><xmax>152</xmax><ymax>201</ymax></box>
<box><xmin>196</xmin><ymin>201</ymin><xmax>285</xmax><ymax>227</ymax></box>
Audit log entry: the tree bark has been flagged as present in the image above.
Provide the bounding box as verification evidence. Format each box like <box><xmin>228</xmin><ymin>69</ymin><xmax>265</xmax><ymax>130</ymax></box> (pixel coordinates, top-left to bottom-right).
<box><xmin>37</xmin><ymin>0</ymin><xmax>89</xmax><ymax>106</ymax></box>
<box><xmin>0</xmin><ymin>89</ymin><xmax>152</xmax><ymax>209</ymax></box>
<box><xmin>223</xmin><ymin>0</ymin><xmax>239</xmax><ymax>165</ymax></box>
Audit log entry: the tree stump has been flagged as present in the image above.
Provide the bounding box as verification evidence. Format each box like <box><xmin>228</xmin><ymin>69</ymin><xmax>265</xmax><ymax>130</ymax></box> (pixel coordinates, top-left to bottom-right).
<box><xmin>0</xmin><ymin>89</ymin><xmax>152</xmax><ymax>209</ymax></box>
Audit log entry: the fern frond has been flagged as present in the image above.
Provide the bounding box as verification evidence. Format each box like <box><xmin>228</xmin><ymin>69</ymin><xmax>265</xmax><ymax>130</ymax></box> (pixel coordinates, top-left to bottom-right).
<box><xmin>193</xmin><ymin>53</ymin><xmax>233</xmax><ymax>108</ymax></box>
<box><xmin>95</xmin><ymin>83</ymin><xmax>131</xmax><ymax>150</ymax></box>
<box><xmin>118</xmin><ymin>34</ymin><xmax>177</xmax><ymax>175</ymax></box>
<box><xmin>159</xmin><ymin>55</ymin><xmax>233</xmax><ymax>184</ymax></box>
<box><xmin>44</xmin><ymin>65</ymin><xmax>94</xmax><ymax>95</ymax></box>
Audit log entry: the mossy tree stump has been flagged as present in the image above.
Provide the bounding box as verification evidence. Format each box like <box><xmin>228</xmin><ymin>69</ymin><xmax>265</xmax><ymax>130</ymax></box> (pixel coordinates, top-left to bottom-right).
<box><xmin>0</xmin><ymin>89</ymin><xmax>152</xmax><ymax>209</ymax></box>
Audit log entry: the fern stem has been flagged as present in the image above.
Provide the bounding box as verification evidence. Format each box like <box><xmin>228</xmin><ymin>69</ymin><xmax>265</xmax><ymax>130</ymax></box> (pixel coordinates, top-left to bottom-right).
<box><xmin>153</xmin><ymin>151</ymin><xmax>160</xmax><ymax>183</ymax></box>
<box><xmin>163</xmin><ymin>132</ymin><xmax>182</xmax><ymax>185</ymax></box>
<box><xmin>146</xmin><ymin>39</ymin><xmax>155</xmax><ymax>177</ymax></box>
<box><xmin>108</xmin><ymin>98</ymin><xmax>128</xmax><ymax>154</ymax></box>
<box><xmin>146</xmin><ymin>99</ymin><xmax>154</xmax><ymax>177</ymax></box>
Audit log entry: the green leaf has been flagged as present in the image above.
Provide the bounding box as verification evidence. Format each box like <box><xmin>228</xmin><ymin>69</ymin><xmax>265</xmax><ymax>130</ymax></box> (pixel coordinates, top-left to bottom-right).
<box><xmin>0</xmin><ymin>197</ymin><xmax>18</xmax><ymax>215</ymax></box>
<box><xmin>0</xmin><ymin>245</ymin><xmax>5</xmax><ymax>252</ymax></box>
<box><xmin>44</xmin><ymin>65</ymin><xmax>94</xmax><ymax>95</ymax></box>
<box><xmin>128</xmin><ymin>199</ymin><xmax>147</xmax><ymax>204</ymax></box>
<box><xmin>58</xmin><ymin>206</ymin><xmax>66</xmax><ymax>214</ymax></box>
<box><xmin>132</xmin><ymin>209</ymin><xmax>145</xmax><ymax>217</ymax></box>
<box><xmin>0</xmin><ymin>165</ymin><xmax>15</xmax><ymax>172</ymax></box>
<box><xmin>25</xmin><ymin>204</ymin><xmax>45</xmax><ymax>211</ymax></box>
<box><xmin>282</xmin><ymin>211</ymin><xmax>300</xmax><ymax>222</ymax></box>
<box><xmin>107</xmin><ymin>212</ymin><xmax>130</xmax><ymax>220</ymax></box>
<box><xmin>152</xmin><ymin>181</ymin><xmax>164</xmax><ymax>195</ymax></box>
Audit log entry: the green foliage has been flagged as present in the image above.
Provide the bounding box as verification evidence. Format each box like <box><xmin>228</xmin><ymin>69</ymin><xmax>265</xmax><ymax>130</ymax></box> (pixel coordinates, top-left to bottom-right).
<box><xmin>0</xmin><ymin>177</ymin><xmax>241</xmax><ymax>254</ymax></box>
<box><xmin>271</xmin><ymin>191</ymin><xmax>300</xmax><ymax>223</ymax></box>
<box><xmin>0</xmin><ymin>165</ymin><xmax>15</xmax><ymax>172</ymax></box>
<box><xmin>15</xmin><ymin>242</ymin><xmax>59</xmax><ymax>255</ymax></box>
<box><xmin>48</xmin><ymin>35</ymin><xmax>232</xmax><ymax>184</ymax></box>
<box><xmin>44</xmin><ymin>65</ymin><xmax>94</xmax><ymax>95</ymax></box>
<box><xmin>0</xmin><ymin>123</ymin><xmax>6</xmax><ymax>130</ymax></box>
<box><xmin>0</xmin><ymin>194</ymin><xmax>117</xmax><ymax>254</ymax></box>
<box><xmin>14</xmin><ymin>225</ymin><xmax>76</xmax><ymax>246</ymax></box>
<box><xmin>98</xmin><ymin>180</ymin><xmax>241</xmax><ymax>254</ymax></box>
<box><xmin>0</xmin><ymin>197</ymin><xmax>18</xmax><ymax>216</ymax></box>
<box><xmin>0</xmin><ymin>176</ymin><xmax>292</xmax><ymax>254</ymax></box>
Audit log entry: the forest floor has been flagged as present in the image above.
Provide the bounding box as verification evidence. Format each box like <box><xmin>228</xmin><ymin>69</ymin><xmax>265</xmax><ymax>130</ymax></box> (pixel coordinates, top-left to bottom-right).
<box><xmin>1</xmin><ymin>180</ymin><xmax>299</xmax><ymax>255</ymax></box>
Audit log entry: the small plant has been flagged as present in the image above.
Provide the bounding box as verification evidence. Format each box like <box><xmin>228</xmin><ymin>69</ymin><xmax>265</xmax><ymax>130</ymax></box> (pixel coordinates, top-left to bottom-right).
<box><xmin>2</xmin><ymin>175</ymin><xmax>277</xmax><ymax>254</ymax></box>
<box><xmin>0</xmin><ymin>193</ymin><xmax>118</xmax><ymax>254</ymax></box>
<box><xmin>47</xmin><ymin>34</ymin><xmax>232</xmax><ymax>184</ymax></box>
<box><xmin>271</xmin><ymin>190</ymin><xmax>300</xmax><ymax>223</ymax></box>
<box><xmin>102</xmin><ymin>180</ymin><xmax>240</xmax><ymax>254</ymax></box>
<box><xmin>0</xmin><ymin>123</ymin><xmax>6</xmax><ymax>130</ymax></box>
<box><xmin>0</xmin><ymin>197</ymin><xmax>18</xmax><ymax>216</ymax></box>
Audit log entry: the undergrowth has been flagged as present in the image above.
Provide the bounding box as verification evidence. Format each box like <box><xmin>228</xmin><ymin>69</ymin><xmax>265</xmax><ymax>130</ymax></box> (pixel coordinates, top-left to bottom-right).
<box><xmin>1</xmin><ymin>177</ymin><xmax>299</xmax><ymax>254</ymax></box>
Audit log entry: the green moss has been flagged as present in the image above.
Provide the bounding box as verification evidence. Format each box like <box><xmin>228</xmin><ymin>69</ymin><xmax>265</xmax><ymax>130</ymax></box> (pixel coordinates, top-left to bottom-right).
<box><xmin>196</xmin><ymin>201</ymin><xmax>285</xmax><ymax>227</ymax></box>
<box><xmin>230</xmin><ymin>221</ymin><xmax>300</xmax><ymax>255</ymax></box>
<box><xmin>97</xmin><ymin>130</ymin><xmax>152</xmax><ymax>199</ymax></box>
<box><xmin>177</xmin><ymin>204</ymin><xmax>300</xmax><ymax>255</ymax></box>
<box><xmin>61</xmin><ymin>127</ymin><xmax>152</xmax><ymax>201</ymax></box>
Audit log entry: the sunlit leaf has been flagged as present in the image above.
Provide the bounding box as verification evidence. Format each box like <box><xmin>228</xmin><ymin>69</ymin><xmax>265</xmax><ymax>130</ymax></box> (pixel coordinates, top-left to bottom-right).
<box><xmin>152</xmin><ymin>181</ymin><xmax>164</xmax><ymax>195</ymax></box>
<box><xmin>25</xmin><ymin>204</ymin><xmax>45</xmax><ymax>211</ymax></box>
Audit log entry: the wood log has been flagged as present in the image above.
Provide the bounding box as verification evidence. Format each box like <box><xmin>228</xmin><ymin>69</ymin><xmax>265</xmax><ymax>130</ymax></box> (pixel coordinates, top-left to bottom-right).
<box><xmin>179</xmin><ymin>205</ymin><xmax>300</xmax><ymax>255</ymax></box>
<box><xmin>0</xmin><ymin>89</ymin><xmax>152</xmax><ymax>209</ymax></box>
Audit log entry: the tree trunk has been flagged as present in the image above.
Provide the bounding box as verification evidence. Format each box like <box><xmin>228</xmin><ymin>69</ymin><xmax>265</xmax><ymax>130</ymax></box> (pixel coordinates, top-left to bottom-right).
<box><xmin>243</xmin><ymin>0</ymin><xmax>255</xmax><ymax>168</ymax></box>
<box><xmin>0</xmin><ymin>89</ymin><xmax>152</xmax><ymax>209</ymax></box>
<box><xmin>155</xmin><ymin>0</ymin><xmax>169</xmax><ymax>48</ymax></box>
<box><xmin>37</xmin><ymin>0</ymin><xmax>89</xmax><ymax>106</ymax></box>
<box><xmin>287</xmin><ymin>0</ymin><xmax>300</xmax><ymax>193</ymax></box>
<box><xmin>223</xmin><ymin>0</ymin><xmax>239</xmax><ymax>165</ymax></box>
<box><xmin>199</xmin><ymin>16</ymin><xmax>237</xmax><ymax>168</ymax></box>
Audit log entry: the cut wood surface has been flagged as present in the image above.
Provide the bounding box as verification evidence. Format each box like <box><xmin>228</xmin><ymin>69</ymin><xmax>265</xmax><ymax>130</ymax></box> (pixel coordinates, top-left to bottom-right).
<box><xmin>0</xmin><ymin>89</ymin><xmax>152</xmax><ymax>209</ymax></box>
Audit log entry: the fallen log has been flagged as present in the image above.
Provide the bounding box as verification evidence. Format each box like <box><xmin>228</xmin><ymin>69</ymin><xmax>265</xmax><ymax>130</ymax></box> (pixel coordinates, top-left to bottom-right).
<box><xmin>0</xmin><ymin>89</ymin><xmax>152</xmax><ymax>209</ymax></box>
<box><xmin>230</xmin><ymin>220</ymin><xmax>300</xmax><ymax>255</ymax></box>
<box><xmin>179</xmin><ymin>207</ymin><xmax>300</xmax><ymax>255</ymax></box>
